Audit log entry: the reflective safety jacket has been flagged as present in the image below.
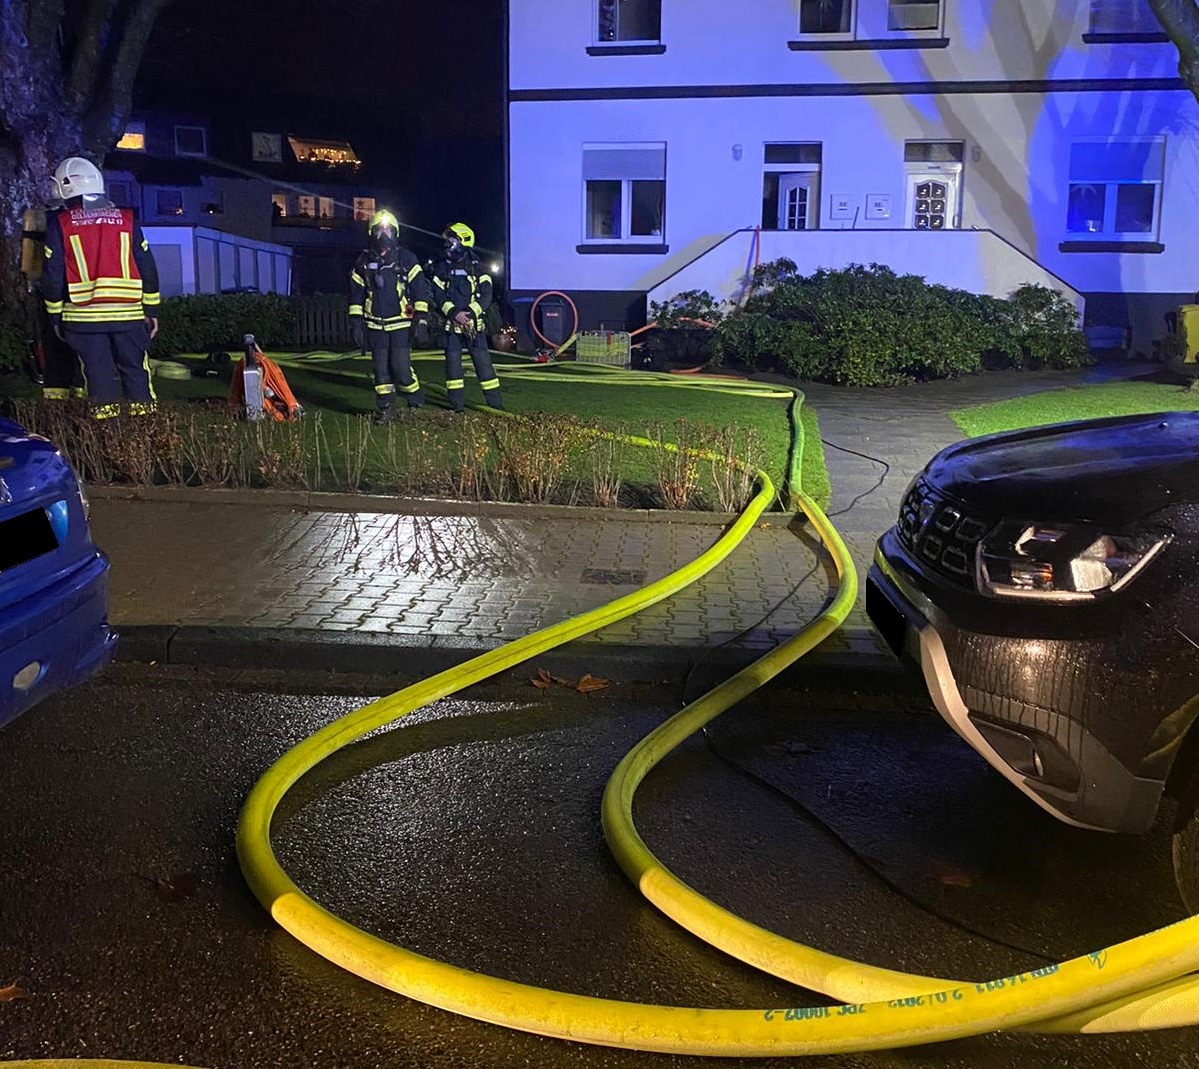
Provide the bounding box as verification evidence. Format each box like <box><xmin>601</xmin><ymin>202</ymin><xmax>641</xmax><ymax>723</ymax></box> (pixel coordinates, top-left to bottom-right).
<box><xmin>348</xmin><ymin>247</ymin><xmax>430</xmax><ymax>332</ymax></box>
<box><xmin>41</xmin><ymin>205</ymin><xmax>161</xmax><ymax>332</ymax></box>
<box><xmin>430</xmin><ymin>251</ymin><xmax>492</xmax><ymax>335</ymax></box>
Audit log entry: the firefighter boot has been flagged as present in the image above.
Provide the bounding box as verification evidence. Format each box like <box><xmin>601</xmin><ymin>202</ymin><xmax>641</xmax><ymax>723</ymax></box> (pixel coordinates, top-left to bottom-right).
<box><xmin>373</xmin><ymin>387</ymin><xmax>398</xmax><ymax>425</ymax></box>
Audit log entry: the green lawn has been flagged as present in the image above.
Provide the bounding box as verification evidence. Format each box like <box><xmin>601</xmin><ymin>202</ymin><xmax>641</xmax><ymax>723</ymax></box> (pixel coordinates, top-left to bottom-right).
<box><xmin>2</xmin><ymin>351</ymin><xmax>831</xmax><ymax>509</ymax></box>
<box><xmin>950</xmin><ymin>378</ymin><xmax>1199</xmax><ymax>438</ymax></box>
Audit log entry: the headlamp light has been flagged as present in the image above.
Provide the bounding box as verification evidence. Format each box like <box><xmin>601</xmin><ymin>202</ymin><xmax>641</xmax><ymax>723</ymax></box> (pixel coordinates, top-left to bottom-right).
<box><xmin>978</xmin><ymin>521</ymin><xmax>1168</xmax><ymax>600</ymax></box>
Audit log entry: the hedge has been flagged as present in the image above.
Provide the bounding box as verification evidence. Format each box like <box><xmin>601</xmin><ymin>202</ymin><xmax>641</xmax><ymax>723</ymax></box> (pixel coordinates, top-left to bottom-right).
<box><xmin>150</xmin><ymin>293</ymin><xmax>300</xmax><ymax>356</ymax></box>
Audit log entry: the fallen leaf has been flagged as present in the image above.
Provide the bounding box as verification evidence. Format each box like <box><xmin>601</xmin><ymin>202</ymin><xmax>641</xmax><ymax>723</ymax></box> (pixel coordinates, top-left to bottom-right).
<box><xmin>530</xmin><ymin>676</ymin><xmax>550</xmax><ymax>691</ymax></box>
<box><xmin>576</xmin><ymin>673</ymin><xmax>611</xmax><ymax>694</ymax></box>
<box><xmin>537</xmin><ymin>668</ymin><xmax>552</xmax><ymax>684</ymax></box>
<box><xmin>757</xmin><ymin>522</ymin><xmax>773</xmax><ymax>530</ymax></box>
<box><xmin>153</xmin><ymin>873</ymin><xmax>199</xmax><ymax>902</ymax></box>
<box><xmin>551</xmin><ymin>674</ymin><xmax>576</xmax><ymax>688</ymax></box>
<box><xmin>0</xmin><ymin>981</ymin><xmax>27</xmax><ymax>1003</ymax></box>
<box><xmin>926</xmin><ymin>861</ymin><xmax>974</xmax><ymax>889</ymax></box>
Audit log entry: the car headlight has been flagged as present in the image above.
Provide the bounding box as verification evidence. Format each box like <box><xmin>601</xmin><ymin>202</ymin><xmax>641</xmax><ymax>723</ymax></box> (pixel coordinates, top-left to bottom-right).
<box><xmin>978</xmin><ymin>522</ymin><xmax>1168</xmax><ymax>600</ymax></box>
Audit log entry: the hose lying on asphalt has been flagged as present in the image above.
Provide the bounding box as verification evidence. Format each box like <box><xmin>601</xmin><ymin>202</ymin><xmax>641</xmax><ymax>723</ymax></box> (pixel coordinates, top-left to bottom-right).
<box><xmin>13</xmin><ymin>369</ymin><xmax>1199</xmax><ymax>1064</ymax></box>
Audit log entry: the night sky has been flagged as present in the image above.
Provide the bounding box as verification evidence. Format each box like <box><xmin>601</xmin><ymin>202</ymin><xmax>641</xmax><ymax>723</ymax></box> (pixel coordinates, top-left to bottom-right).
<box><xmin>135</xmin><ymin>0</ymin><xmax>507</xmax><ymax>251</ymax></box>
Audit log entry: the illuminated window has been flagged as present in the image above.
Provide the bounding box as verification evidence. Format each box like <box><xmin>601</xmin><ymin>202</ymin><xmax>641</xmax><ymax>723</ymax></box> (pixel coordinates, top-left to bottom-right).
<box><xmin>582</xmin><ymin>143</ymin><xmax>665</xmax><ymax>242</ymax></box>
<box><xmin>155</xmin><ymin>189</ymin><xmax>184</xmax><ymax>216</ymax></box>
<box><xmin>1088</xmin><ymin>0</ymin><xmax>1161</xmax><ymax>34</ymax></box>
<box><xmin>799</xmin><ymin>0</ymin><xmax>852</xmax><ymax>35</ymax></box>
<box><xmin>116</xmin><ymin>123</ymin><xmax>145</xmax><ymax>152</ymax></box>
<box><xmin>317</xmin><ymin>197</ymin><xmax>334</xmax><ymax>219</ymax></box>
<box><xmin>202</xmin><ymin>190</ymin><xmax>225</xmax><ymax>215</ymax></box>
<box><xmin>888</xmin><ymin>0</ymin><xmax>941</xmax><ymax>31</ymax></box>
<box><xmin>596</xmin><ymin>0</ymin><xmax>661</xmax><ymax>42</ymax></box>
<box><xmin>271</xmin><ymin>192</ymin><xmax>288</xmax><ymax>218</ymax></box>
<box><xmin>353</xmin><ymin>197</ymin><xmax>376</xmax><ymax>221</ymax></box>
<box><xmin>287</xmin><ymin>137</ymin><xmax>361</xmax><ymax>168</ymax></box>
<box><xmin>297</xmin><ymin>195</ymin><xmax>316</xmax><ymax>218</ymax></box>
<box><xmin>174</xmin><ymin>125</ymin><xmax>207</xmax><ymax>157</ymax></box>
<box><xmin>1066</xmin><ymin>138</ymin><xmax>1164</xmax><ymax>239</ymax></box>
<box><xmin>762</xmin><ymin>144</ymin><xmax>822</xmax><ymax>231</ymax></box>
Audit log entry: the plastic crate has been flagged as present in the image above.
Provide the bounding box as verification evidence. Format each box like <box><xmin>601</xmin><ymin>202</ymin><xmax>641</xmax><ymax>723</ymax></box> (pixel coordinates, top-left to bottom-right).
<box><xmin>576</xmin><ymin>330</ymin><xmax>631</xmax><ymax>366</ymax></box>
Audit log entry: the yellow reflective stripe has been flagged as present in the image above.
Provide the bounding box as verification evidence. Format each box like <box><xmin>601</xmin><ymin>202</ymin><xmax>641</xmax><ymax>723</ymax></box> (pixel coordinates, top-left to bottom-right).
<box><xmin>142</xmin><ymin>292</ymin><xmax>160</xmax><ymax>307</ymax></box>
<box><xmin>43</xmin><ymin>245</ymin><xmax>52</xmax><ymax>259</ymax></box>
<box><xmin>140</xmin><ymin>237</ymin><xmax>149</xmax><ymax>252</ymax></box>
<box><xmin>142</xmin><ymin>349</ymin><xmax>156</xmax><ymax>402</ymax></box>
<box><xmin>68</xmin><ymin>234</ymin><xmax>90</xmax><ymax>283</ymax></box>
<box><xmin>441</xmin><ymin>302</ymin><xmax>456</xmax><ymax>316</ymax></box>
<box><xmin>477</xmin><ymin>274</ymin><xmax>492</xmax><ymax>287</ymax></box>
<box><xmin>479</xmin><ymin>378</ymin><xmax>500</xmax><ymax>391</ymax></box>
<box><xmin>348</xmin><ymin>305</ymin><xmax>364</xmax><ymax>316</ymax></box>
<box><xmin>120</xmin><ymin>231</ymin><xmax>132</xmax><ymax>279</ymax></box>
<box><xmin>63</xmin><ymin>307</ymin><xmax>145</xmax><ymax>322</ymax></box>
<box><xmin>406</xmin><ymin>263</ymin><xmax>422</xmax><ymax>283</ymax></box>
<box><xmin>468</xmin><ymin>300</ymin><xmax>484</xmax><ymax>318</ymax></box>
<box><xmin>350</xmin><ymin>271</ymin><xmax>365</xmax><ymax>285</ymax></box>
<box><xmin>92</xmin><ymin>403</ymin><xmax>120</xmax><ymax>420</ymax></box>
<box><xmin>375</xmin><ymin>384</ymin><xmax>396</xmax><ymax>395</ymax></box>
<box><xmin>44</xmin><ymin>300</ymin><xmax>64</xmax><ymax>314</ymax></box>
<box><xmin>42</xmin><ymin>387</ymin><xmax>70</xmax><ymax>400</ymax></box>
<box><xmin>129</xmin><ymin>401</ymin><xmax>157</xmax><ymax>416</ymax></box>
<box><xmin>446</xmin><ymin>378</ymin><xmax>465</xmax><ymax>389</ymax></box>
<box><xmin>71</xmin><ymin>386</ymin><xmax>87</xmax><ymax>399</ymax></box>
<box><xmin>413</xmin><ymin>300</ymin><xmax>429</xmax><ymax>314</ymax></box>
<box><xmin>400</xmin><ymin>377</ymin><xmax>421</xmax><ymax>393</ymax></box>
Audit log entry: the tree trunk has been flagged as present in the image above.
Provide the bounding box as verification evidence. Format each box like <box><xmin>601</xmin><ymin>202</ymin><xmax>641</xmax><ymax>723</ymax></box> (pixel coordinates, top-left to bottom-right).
<box><xmin>1149</xmin><ymin>0</ymin><xmax>1199</xmax><ymax>103</ymax></box>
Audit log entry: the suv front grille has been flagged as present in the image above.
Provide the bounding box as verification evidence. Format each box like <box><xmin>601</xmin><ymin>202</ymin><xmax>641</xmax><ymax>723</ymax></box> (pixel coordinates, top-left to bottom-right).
<box><xmin>897</xmin><ymin>479</ymin><xmax>995</xmax><ymax>588</ymax></box>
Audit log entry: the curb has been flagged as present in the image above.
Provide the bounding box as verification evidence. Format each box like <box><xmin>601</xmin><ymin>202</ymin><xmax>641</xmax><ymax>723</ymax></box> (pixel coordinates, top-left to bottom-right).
<box><xmin>87</xmin><ymin>485</ymin><xmax>755</xmax><ymax>526</ymax></box>
<box><xmin>113</xmin><ymin>623</ymin><xmax>907</xmax><ymax>692</ymax></box>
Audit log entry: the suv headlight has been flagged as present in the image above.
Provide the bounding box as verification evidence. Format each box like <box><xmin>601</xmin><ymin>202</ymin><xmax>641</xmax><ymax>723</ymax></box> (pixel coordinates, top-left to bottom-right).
<box><xmin>979</xmin><ymin>522</ymin><xmax>1168</xmax><ymax>600</ymax></box>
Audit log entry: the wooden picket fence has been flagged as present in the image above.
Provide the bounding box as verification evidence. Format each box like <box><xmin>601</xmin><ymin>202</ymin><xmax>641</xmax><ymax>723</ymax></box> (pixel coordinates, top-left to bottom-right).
<box><xmin>295</xmin><ymin>295</ymin><xmax>352</xmax><ymax>348</ymax></box>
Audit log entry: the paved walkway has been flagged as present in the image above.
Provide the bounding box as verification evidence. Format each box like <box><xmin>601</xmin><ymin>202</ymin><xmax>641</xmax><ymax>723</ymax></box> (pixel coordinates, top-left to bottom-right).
<box><xmin>92</xmin><ymin>363</ymin><xmax>1145</xmax><ymax>679</ymax></box>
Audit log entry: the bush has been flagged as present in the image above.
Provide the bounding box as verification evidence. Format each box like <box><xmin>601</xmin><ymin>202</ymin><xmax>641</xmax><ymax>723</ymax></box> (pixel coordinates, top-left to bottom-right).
<box><xmin>708</xmin><ymin>263</ymin><xmax>1089</xmax><ymax>386</ymax></box>
<box><xmin>646</xmin><ymin>289</ymin><xmax>726</xmax><ymax>368</ymax></box>
<box><xmin>151</xmin><ymin>293</ymin><xmax>299</xmax><ymax>356</ymax></box>
<box><xmin>0</xmin><ymin>314</ymin><xmax>26</xmax><ymax>374</ymax></box>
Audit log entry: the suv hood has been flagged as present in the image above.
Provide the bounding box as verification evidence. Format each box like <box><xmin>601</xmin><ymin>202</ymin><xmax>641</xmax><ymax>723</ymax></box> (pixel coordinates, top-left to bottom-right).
<box><xmin>925</xmin><ymin>411</ymin><xmax>1199</xmax><ymax>526</ymax></box>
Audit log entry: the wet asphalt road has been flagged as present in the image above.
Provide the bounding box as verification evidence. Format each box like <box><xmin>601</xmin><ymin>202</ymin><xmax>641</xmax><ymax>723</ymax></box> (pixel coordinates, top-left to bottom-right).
<box><xmin>0</xmin><ymin>664</ymin><xmax>1196</xmax><ymax>1069</ymax></box>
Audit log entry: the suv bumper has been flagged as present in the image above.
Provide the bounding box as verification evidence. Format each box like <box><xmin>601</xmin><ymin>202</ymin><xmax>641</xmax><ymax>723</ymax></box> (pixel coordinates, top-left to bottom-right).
<box><xmin>866</xmin><ymin>535</ymin><xmax>1163</xmax><ymax>834</ymax></box>
<box><xmin>0</xmin><ymin>550</ymin><xmax>117</xmax><ymax>728</ymax></box>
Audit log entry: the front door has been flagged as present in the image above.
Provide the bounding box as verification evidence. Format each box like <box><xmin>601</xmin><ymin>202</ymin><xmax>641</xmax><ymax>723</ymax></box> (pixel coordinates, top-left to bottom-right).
<box><xmin>777</xmin><ymin>173</ymin><xmax>818</xmax><ymax>230</ymax></box>
<box><xmin>906</xmin><ymin>170</ymin><xmax>960</xmax><ymax>230</ymax></box>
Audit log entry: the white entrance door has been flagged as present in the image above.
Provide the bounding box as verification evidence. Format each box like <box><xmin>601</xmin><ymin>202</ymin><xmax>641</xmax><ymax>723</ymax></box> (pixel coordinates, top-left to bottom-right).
<box><xmin>777</xmin><ymin>173</ymin><xmax>818</xmax><ymax>230</ymax></box>
<box><xmin>906</xmin><ymin>170</ymin><xmax>960</xmax><ymax>230</ymax></box>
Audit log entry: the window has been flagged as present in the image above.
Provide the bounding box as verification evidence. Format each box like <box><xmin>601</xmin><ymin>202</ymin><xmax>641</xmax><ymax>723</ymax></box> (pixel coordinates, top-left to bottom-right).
<box><xmin>297</xmin><ymin>195</ymin><xmax>316</xmax><ymax>218</ymax></box>
<box><xmin>799</xmin><ymin>0</ymin><xmax>852</xmax><ymax>35</ymax></box>
<box><xmin>597</xmin><ymin>0</ymin><xmax>661</xmax><ymax>42</ymax></box>
<box><xmin>287</xmin><ymin>137</ymin><xmax>361</xmax><ymax>168</ymax></box>
<box><xmin>271</xmin><ymin>193</ymin><xmax>288</xmax><ymax>219</ymax></box>
<box><xmin>174</xmin><ymin>125</ymin><xmax>207</xmax><ymax>157</ymax></box>
<box><xmin>155</xmin><ymin>189</ymin><xmax>184</xmax><ymax>216</ymax></box>
<box><xmin>888</xmin><ymin>0</ymin><xmax>941</xmax><ymax>30</ymax></box>
<box><xmin>1088</xmin><ymin>0</ymin><xmax>1161</xmax><ymax>35</ymax></box>
<box><xmin>582</xmin><ymin>143</ymin><xmax>665</xmax><ymax>242</ymax></box>
<box><xmin>202</xmin><ymin>190</ymin><xmax>225</xmax><ymax>215</ymax></box>
<box><xmin>318</xmin><ymin>196</ymin><xmax>334</xmax><ymax>219</ymax></box>
<box><xmin>762</xmin><ymin>144</ymin><xmax>822</xmax><ymax>231</ymax></box>
<box><xmin>115</xmin><ymin>123</ymin><xmax>145</xmax><ymax>152</ymax></box>
<box><xmin>353</xmin><ymin>197</ymin><xmax>376</xmax><ymax>221</ymax></box>
<box><xmin>108</xmin><ymin>181</ymin><xmax>133</xmax><ymax>208</ymax></box>
<box><xmin>904</xmin><ymin>140</ymin><xmax>964</xmax><ymax>163</ymax></box>
<box><xmin>1066</xmin><ymin>138</ymin><xmax>1164</xmax><ymax>239</ymax></box>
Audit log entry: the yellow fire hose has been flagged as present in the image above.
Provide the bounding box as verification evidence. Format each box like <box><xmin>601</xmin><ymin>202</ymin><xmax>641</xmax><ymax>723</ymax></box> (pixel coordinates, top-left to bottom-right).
<box><xmin>10</xmin><ymin>373</ymin><xmax>1199</xmax><ymax>1065</ymax></box>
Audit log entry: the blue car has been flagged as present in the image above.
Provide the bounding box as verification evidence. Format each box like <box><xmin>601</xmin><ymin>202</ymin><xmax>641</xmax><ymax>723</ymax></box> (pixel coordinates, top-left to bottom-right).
<box><xmin>0</xmin><ymin>416</ymin><xmax>116</xmax><ymax>727</ymax></box>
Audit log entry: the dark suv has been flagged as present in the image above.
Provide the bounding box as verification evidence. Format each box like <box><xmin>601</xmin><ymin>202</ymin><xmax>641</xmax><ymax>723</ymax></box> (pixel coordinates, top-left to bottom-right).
<box><xmin>866</xmin><ymin>412</ymin><xmax>1199</xmax><ymax>908</ymax></box>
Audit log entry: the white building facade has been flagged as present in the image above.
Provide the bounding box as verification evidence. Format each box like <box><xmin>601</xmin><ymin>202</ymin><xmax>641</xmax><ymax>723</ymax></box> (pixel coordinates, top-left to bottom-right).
<box><xmin>507</xmin><ymin>0</ymin><xmax>1196</xmax><ymax>354</ymax></box>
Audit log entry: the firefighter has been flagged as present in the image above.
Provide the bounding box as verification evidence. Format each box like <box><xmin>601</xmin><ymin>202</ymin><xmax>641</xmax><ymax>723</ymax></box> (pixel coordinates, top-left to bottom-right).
<box><xmin>348</xmin><ymin>209</ymin><xmax>429</xmax><ymax>423</ymax></box>
<box><xmin>430</xmin><ymin>222</ymin><xmax>503</xmax><ymax>412</ymax></box>
<box><xmin>41</xmin><ymin>157</ymin><xmax>161</xmax><ymax>420</ymax></box>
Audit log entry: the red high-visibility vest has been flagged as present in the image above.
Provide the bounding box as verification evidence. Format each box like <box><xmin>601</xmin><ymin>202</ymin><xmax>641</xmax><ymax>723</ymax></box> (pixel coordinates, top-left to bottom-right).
<box><xmin>56</xmin><ymin>206</ymin><xmax>144</xmax><ymax>306</ymax></box>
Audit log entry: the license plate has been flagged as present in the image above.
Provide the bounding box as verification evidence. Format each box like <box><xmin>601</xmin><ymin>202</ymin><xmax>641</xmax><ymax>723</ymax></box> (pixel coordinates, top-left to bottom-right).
<box><xmin>866</xmin><ymin>577</ymin><xmax>909</xmax><ymax>658</ymax></box>
<box><xmin>0</xmin><ymin>508</ymin><xmax>59</xmax><ymax>571</ymax></box>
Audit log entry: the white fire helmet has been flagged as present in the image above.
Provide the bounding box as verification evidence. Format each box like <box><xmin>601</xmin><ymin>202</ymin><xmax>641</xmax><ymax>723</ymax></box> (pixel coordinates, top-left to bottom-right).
<box><xmin>53</xmin><ymin>157</ymin><xmax>105</xmax><ymax>202</ymax></box>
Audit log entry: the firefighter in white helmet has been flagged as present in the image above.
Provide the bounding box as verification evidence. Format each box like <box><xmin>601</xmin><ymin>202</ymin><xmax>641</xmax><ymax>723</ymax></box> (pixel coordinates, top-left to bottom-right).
<box><xmin>40</xmin><ymin>157</ymin><xmax>162</xmax><ymax>419</ymax></box>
